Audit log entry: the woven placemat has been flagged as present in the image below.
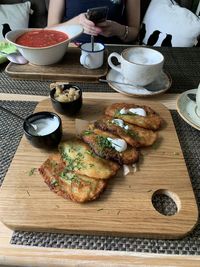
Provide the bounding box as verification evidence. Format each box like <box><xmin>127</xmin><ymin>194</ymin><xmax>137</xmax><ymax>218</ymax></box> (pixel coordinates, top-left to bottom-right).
<box><xmin>0</xmin><ymin>100</ymin><xmax>200</xmax><ymax>255</ymax></box>
<box><xmin>0</xmin><ymin>100</ymin><xmax>37</xmax><ymax>186</ymax></box>
<box><xmin>0</xmin><ymin>47</ymin><xmax>199</xmax><ymax>95</ymax></box>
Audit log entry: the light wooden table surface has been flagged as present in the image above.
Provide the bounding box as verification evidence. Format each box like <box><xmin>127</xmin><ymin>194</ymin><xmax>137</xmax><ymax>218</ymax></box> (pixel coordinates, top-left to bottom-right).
<box><xmin>0</xmin><ymin>92</ymin><xmax>200</xmax><ymax>267</ymax></box>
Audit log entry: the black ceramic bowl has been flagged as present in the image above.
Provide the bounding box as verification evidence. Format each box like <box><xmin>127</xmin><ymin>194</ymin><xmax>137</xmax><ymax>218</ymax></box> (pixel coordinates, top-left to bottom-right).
<box><xmin>50</xmin><ymin>84</ymin><xmax>82</xmax><ymax>116</ymax></box>
<box><xmin>23</xmin><ymin>111</ymin><xmax>62</xmax><ymax>149</ymax></box>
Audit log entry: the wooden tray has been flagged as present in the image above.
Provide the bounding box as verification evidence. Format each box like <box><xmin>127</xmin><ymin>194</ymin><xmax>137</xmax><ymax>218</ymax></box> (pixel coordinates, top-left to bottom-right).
<box><xmin>0</xmin><ymin>97</ymin><xmax>198</xmax><ymax>239</ymax></box>
<box><xmin>5</xmin><ymin>47</ymin><xmax>108</xmax><ymax>82</ymax></box>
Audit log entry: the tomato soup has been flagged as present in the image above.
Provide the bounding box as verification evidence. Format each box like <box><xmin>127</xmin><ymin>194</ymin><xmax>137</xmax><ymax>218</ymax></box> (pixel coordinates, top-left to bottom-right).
<box><xmin>16</xmin><ymin>30</ymin><xmax>68</xmax><ymax>48</ymax></box>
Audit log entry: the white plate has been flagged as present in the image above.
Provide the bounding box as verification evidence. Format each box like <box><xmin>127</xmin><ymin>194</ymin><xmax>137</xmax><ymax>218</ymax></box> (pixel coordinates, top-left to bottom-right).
<box><xmin>176</xmin><ymin>88</ymin><xmax>200</xmax><ymax>131</ymax></box>
<box><xmin>106</xmin><ymin>69</ymin><xmax>172</xmax><ymax>97</ymax></box>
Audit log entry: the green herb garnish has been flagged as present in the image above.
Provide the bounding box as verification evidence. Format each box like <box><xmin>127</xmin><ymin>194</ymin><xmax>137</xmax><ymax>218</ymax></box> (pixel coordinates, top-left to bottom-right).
<box><xmin>61</xmin><ymin>149</ymin><xmax>86</xmax><ymax>171</ymax></box>
<box><xmin>85</xmin><ymin>149</ymin><xmax>97</xmax><ymax>158</ymax></box>
<box><xmin>115</xmin><ymin>110</ymin><xmax>122</xmax><ymax>116</ymax></box>
<box><xmin>115</xmin><ymin>109</ymin><xmax>137</xmax><ymax>116</ymax></box>
<box><xmin>51</xmin><ymin>179</ymin><xmax>59</xmax><ymax>186</ymax></box>
<box><xmin>83</xmin><ymin>130</ymin><xmax>92</xmax><ymax>135</ymax></box>
<box><xmin>60</xmin><ymin>171</ymin><xmax>80</xmax><ymax>185</ymax></box>
<box><xmin>89</xmin><ymin>164</ymin><xmax>94</xmax><ymax>168</ymax></box>
<box><xmin>29</xmin><ymin>168</ymin><xmax>36</xmax><ymax>176</ymax></box>
<box><xmin>126</xmin><ymin>129</ymin><xmax>141</xmax><ymax>140</ymax></box>
<box><xmin>97</xmin><ymin>135</ymin><xmax>113</xmax><ymax>150</ymax></box>
<box><xmin>60</xmin><ymin>172</ymin><xmax>77</xmax><ymax>181</ymax></box>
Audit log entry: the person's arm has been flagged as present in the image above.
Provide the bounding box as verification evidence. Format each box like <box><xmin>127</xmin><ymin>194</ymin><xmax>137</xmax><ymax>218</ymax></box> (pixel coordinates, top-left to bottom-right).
<box><xmin>47</xmin><ymin>0</ymin><xmax>102</xmax><ymax>36</ymax></box>
<box><xmin>124</xmin><ymin>0</ymin><xmax>140</xmax><ymax>42</ymax></box>
<box><xmin>97</xmin><ymin>0</ymin><xmax>140</xmax><ymax>43</ymax></box>
<box><xmin>47</xmin><ymin>0</ymin><xmax>65</xmax><ymax>26</ymax></box>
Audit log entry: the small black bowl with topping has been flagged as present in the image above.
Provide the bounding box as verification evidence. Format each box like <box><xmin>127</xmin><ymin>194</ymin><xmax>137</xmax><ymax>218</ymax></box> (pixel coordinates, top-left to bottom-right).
<box><xmin>50</xmin><ymin>83</ymin><xmax>82</xmax><ymax>116</ymax></box>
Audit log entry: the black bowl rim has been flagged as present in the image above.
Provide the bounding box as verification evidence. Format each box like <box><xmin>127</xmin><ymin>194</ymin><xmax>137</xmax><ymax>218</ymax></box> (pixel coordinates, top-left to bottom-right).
<box><xmin>23</xmin><ymin>111</ymin><xmax>62</xmax><ymax>137</ymax></box>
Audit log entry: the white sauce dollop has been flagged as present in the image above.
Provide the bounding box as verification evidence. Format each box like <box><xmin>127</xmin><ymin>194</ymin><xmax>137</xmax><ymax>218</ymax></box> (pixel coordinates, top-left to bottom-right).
<box><xmin>107</xmin><ymin>137</ymin><xmax>127</xmax><ymax>152</ymax></box>
<box><xmin>119</xmin><ymin>107</ymin><xmax>146</xmax><ymax>117</ymax></box>
<box><xmin>28</xmin><ymin>116</ymin><xmax>59</xmax><ymax>136</ymax></box>
<box><xmin>129</xmin><ymin>108</ymin><xmax>146</xmax><ymax>117</ymax></box>
<box><xmin>112</xmin><ymin>119</ymin><xmax>129</xmax><ymax>130</ymax></box>
<box><xmin>119</xmin><ymin>108</ymin><xmax>127</xmax><ymax>115</ymax></box>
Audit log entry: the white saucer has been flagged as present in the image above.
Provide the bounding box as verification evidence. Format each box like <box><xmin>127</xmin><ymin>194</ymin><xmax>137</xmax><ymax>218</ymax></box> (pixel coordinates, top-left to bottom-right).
<box><xmin>176</xmin><ymin>88</ymin><xmax>200</xmax><ymax>131</ymax></box>
<box><xmin>106</xmin><ymin>69</ymin><xmax>172</xmax><ymax>97</ymax></box>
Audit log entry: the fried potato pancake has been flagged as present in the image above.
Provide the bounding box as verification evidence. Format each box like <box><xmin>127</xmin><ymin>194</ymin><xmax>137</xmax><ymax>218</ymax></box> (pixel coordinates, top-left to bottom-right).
<box><xmin>58</xmin><ymin>139</ymin><xmax>119</xmax><ymax>179</ymax></box>
<box><xmin>94</xmin><ymin>116</ymin><xmax>158</xmax><ymax>147</ymax></box>
<box><xmin>105</xmin><ymin>103</ymin><xmax>162</xmax><ymax>130</ymax></box>
<box><xmin>82</xmin><ymin>127</ymin><xmax>139</xmax><ymax>165</ymax></box>
<box><xmin>39</xmin><ymin>153</ymin><xmax>107</xmax><ymax>203</ymax></box>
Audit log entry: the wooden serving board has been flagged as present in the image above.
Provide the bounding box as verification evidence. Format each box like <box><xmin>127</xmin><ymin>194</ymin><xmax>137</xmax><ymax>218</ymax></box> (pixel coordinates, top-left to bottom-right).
<box><xmin>0</xmin><ymin>97</ymin><xmax>198</xmax><ymax>239</ymax></box>
<box><xmin>5</xmin><ymin>47</ymin><xmax>108</xmax><ymax>82</ymax></box>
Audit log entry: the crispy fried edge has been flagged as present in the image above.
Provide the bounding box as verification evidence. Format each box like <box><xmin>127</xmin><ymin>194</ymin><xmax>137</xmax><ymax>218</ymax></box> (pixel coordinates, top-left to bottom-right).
<box><xmin>38</xmin><ymin>153</ymin><xmax>107</xmax><ymax>203</ymax></box>
<box><xmin>82</xmin><ymin>128</ymin><xmax>139</xmax><ymax>165</ymax></box>
<box><xmin>105</xmin><ymin>103</ymin><xmax>163</xmax><ymax>130</ymax></box>
<box><xmin>94</xmin><ymin>116</ymin><xmax>158</xmax><ymax>147</ymax></box>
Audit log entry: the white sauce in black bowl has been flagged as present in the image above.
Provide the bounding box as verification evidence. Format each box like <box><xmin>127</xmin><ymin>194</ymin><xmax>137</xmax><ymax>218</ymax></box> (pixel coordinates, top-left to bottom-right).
<box><xmin>28</xmin><ymin>116</ymin><xmax>60</xmax><ymax>136</ymax></box>
<box><xmin>23</xmin><ymin>112</ymin><xmax>62</xmax><ymax>149</ymax></box>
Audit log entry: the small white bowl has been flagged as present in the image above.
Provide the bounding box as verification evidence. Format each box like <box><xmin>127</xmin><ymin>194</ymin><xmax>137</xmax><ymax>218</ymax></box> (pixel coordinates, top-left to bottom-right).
<box><xmin>5</xmin><ymin>24</ymin><xmax>83</xmax><ymax>65</ymax></box>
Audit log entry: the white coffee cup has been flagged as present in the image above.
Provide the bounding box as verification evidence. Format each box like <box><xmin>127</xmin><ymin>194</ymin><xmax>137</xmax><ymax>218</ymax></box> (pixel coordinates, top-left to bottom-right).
<box><xmin>80</xmin><ymin>42</ymin><xmax>105</xmax><ymax>69</ymax></box>
<box><xmin>108</xmin><ymin>46</ymin><xmax>164</xmax><ymax>86</ymax></box>
<box><xmin>196</xmin><ymin>83</ymin><xmax>200</xmax><ymax>117</ymax></box>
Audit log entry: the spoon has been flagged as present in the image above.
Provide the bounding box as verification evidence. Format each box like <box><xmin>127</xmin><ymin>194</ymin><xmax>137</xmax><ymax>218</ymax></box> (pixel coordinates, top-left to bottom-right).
<box><xmin>0</xmin><ymin>51</ymin><xmax>28</xmax><ymax>64</ymax></box>
<box><xmin>0</xmin><ymin>105</ymin><xmax>37</xmax><ymax>132</ymax></box>
<box><xmin>91</xmin><ymin>35</ymin><xmax>94</xmax><ymax>52</ymax></box>
<box><xmin>99</xmin><ymin>78</ymin><xmax>157</xmax><ymax>92</ymax></box>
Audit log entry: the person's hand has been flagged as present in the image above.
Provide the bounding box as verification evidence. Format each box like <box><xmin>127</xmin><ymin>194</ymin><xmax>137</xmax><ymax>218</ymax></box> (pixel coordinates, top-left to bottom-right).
<box><xmin>77</xmin><ymin>13</ymin><xmax>102</xmax><ymax>36</ymax></box>
<box><xmin>97</xmin><ymin>20</ymin><xmax>120</xmax><ymax>38</ymax></box>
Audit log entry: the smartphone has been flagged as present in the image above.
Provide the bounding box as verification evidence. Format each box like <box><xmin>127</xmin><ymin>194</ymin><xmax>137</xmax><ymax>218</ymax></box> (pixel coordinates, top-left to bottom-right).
<box><xmin>86</xmin><ymin>6</ymin><xmax>109</xmax><ymax>24</ymax></box>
